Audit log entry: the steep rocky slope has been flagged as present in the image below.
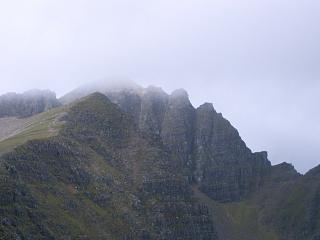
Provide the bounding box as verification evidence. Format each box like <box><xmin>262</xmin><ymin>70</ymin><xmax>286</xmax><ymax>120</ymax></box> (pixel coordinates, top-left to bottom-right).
<box><xmin>0</xmin><ymin>90</ymin><xmax>61</xmax><ymax>118</ymax></box>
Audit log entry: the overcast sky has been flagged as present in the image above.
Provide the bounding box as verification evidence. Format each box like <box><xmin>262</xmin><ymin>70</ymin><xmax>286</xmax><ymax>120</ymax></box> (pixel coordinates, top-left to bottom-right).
<box><xmin>0</xmin><ymin>0</ymin><xmax>319</xmax><ymax>173</ymax></box>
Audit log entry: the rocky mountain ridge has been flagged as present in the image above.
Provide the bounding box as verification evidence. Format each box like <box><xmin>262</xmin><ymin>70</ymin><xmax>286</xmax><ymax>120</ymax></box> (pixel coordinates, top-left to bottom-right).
<box><xmin>0</xmin><ymin>82</ymin><xmax>319</xmax><ymax>240</ymax></box>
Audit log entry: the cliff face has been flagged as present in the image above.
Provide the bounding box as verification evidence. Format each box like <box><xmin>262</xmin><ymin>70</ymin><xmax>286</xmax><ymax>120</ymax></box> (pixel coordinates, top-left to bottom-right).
<box><xmin>71</xmin><ymin>84</ymin><xmax>272</xmax><ymax>202</ymax></box>
<box><xmin>160</xmin><ymin>89</ymin><xmax>196</xmax><ymax>181</ymax></box>
<box><xmin>0</xmin><ymin>90</ymin><xmax>61</xmax><ymax>118</ymax></box>
<box><xmin>194</xmin><ymin>103</ymin><xmax>270</xmax><ymax>202</ymax></box>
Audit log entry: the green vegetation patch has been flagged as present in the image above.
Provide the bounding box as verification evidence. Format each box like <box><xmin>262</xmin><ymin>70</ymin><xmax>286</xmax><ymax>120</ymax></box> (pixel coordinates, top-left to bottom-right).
<box><xmin>222</xmin><ymin>201</ymin><xmax>279</xmax><ymax>240</ymax></box>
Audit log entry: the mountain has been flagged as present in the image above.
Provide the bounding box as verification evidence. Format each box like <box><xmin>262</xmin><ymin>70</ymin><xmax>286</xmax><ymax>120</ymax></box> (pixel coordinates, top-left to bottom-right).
<box><xmin>0</xmin><ymin>90</ymin><xmax>61</xmax><ymax>118</ymax></box>
<box><xmin>61</xmin><ymin>82</ymin><xmax>271</xmax><ymax>202</ymax></box>
<box><xmin>0</xmin><ymin>82</ymin><xmax>319</xmax><ymax>240</ymax></box>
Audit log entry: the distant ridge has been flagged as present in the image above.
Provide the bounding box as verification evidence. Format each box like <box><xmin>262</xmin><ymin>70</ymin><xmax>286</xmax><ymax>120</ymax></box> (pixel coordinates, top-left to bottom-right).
<box><xmin>0</xmin><ymin>89</ymin><xmax>61</xmax><ymax>118</ymax></box>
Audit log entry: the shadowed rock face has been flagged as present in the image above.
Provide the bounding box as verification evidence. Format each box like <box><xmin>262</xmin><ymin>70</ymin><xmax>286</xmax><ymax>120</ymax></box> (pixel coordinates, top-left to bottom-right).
<box><xmin>0</xmin><ymin>90</ymin><xmax>61</xmax><ymax>118</ymax></box>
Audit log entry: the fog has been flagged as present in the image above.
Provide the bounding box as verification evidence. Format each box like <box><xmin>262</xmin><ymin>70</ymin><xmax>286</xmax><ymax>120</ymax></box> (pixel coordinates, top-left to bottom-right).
<box><xmin>0</xmin><ymin>0</ymin><xmax>319</xmax><ymax>173</ymax></box>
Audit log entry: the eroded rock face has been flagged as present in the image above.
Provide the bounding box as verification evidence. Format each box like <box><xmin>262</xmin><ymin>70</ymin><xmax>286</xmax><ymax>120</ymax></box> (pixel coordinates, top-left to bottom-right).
<box><xmin>0</xmin><ymin>90</ymin><xmax>61</xmax><ymax>118</ymax></box>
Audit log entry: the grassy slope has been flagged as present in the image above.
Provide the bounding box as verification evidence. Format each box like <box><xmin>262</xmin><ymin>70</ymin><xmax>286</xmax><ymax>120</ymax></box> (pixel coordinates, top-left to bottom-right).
<box><xmin>222</xmin><ymin>201</ymin><xmax>278</xmax><ymax>240</ymax></box>
<box><xmin>256</xmin><ymin>168</ymin><xmax>320</xmax><ymax>240</ymax></box>
<box><xmin>0</xmin><ymin>106</ymin><xmax>68</xmax><ymax>154</ymax></box>
<box><xmin>192</xmin><ymin>185</ymin><xmax>279</xmax><ymax>240</ymax></box>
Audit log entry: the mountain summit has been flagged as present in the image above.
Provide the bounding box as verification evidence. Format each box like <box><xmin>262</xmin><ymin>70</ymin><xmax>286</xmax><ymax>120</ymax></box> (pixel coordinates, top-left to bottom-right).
<box><xmin>0</xmin><ymin>83</ymin><xmax>319</xmax><ymax>240</ymax></box>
